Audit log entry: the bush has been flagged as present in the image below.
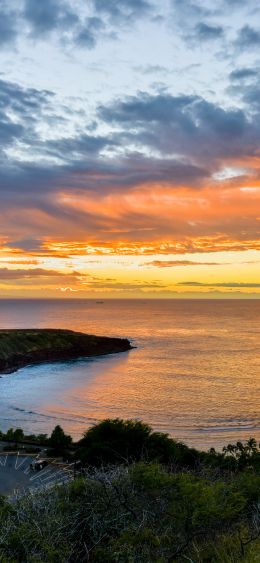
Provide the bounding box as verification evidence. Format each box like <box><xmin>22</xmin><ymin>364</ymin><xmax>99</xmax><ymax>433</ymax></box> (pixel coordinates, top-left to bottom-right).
<box><xmin>77</xmin><ymin>418</ymin><xmax>202</xmax><ymax>468</ymax></box>
<box><xmin>0</xmin><ymin>462</ymin><xmax>259</xmax><ymax>562</ymax></box>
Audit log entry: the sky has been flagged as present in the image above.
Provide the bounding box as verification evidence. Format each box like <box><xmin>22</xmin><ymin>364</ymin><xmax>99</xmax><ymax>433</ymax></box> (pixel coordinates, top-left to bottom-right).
<box><xmin>0</xmin><ymin>0</ymin><xmax>260</xmax><ymax>298</ymax></box>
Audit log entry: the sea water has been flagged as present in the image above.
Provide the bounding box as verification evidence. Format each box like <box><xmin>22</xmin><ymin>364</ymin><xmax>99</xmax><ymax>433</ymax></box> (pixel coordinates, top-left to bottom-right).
<box><xmin>0</xmin><ymin>299</ymin><xmax>259</xmax><ymax>450</ymax></box>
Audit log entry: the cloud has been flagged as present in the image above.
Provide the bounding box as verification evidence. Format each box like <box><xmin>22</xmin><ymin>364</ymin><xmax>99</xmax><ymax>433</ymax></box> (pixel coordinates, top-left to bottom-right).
<box><xmin>2</xmin><ymin>235</ymin><xmax>260</xmax><ymax>260</ymax></box>
<box><xmin>75</xmin><ymin>17</ymin><xmax>105</xmax><ymax>48</ymax></box>
<box><xmin>171</xmin><ymin>0</ymin><xmax>211</xmax><ymax>23</ymax></box>
<box><xmin>1</xmin><ymin>81</ymin><xmax>257</xmax><ymax>195</ymax></box>
<box><xmin>0</xmin><ymin>78</ymin><xmax>54</xmax><ymax>153</ymax></box>
<box><xmin>5</xmin><ymin>239</ymin><xmax>47</xmax><ymax>252</ymax></box>
<box><xmin>171</xmin><ymin>0</ymin><xmax>259</xmax><ymax>23</ymax></box>
<box><xmin>0</xmin><ymin>0</ymin><xmax>259</xmax><ymax>297</ymax></box>
<box><xmin>178</xmin><ymin>281</ymin><xmax>260</xmax><ymax>288</ymax></box>
<box><xmin>22</xmin><ymin>0</ymin><xmax>107</xmax><ymax>50</ymax></box>
<box><xmin>229</xmin><ymin>68</ymin><xmax>258</xmax><ymax>81</ymax></box>
<box><xmin>0</xmin><ymin>0</ymin><xmax>154</xmax><ymax>52</ymax></box>
<box><xmin>134</xmin><ymin>64</ymin><xmax>170</xmax><ymax>75</ymax></box>
<box><xmin>234</xmin><ymin>25</ymin><xmax>260</xmax><ymax>50</ymax></box>
<box><xmin>0</xmin><ymin>267</ymin><xmax>78</xmax><ymax>280</ymax></box>
<box><xmin>170</xmin><ymin>0</ymin><xmax>260</xmax><ymax>57</ymax></box>
<box><xmin>92</xmin><ymin>0</ymin><xmax>152</xmax><ymax>23</ymax></box>
<box><xmin>0</xmin><ymin>0</ymin><xmax>258</xmax><ymax>55</ymax></box>
<box><xmin>193</xmin><ymin>22</ymin><xmax>224</xmax><ymax>41</ymax></box>
<box><xmin>227</xmin><ymin>67</ymin><xmax>260</xmax><ymax>109</ymax></box>
<box><xmin>98</xmin><ymin>91</ymin><xmax>258</xmax><ymax>165</ymax></box>
<box><xmin>0</xmin><ymin>80</ymin><xmax>259</xmax><ymax>257</ymax></box>
<box><xmin>58</xmin><ymin>287</ymin><xmax>80</xmax><ymax>292</ymax></box>
<box><xmin>0</xmin><ymin>259</ymin><xmax>39</xmax><ymax>265</ymax></box>
<box><xmin>0</xmin><ymin>5</ymin><xmax>18</xmax><ymax>47</ymax></box>
<box><xmin>81</xmin><ymin>280</ymin><xmax>166</xmax><ymax>290</ymax></box>
<box><xmin>142</xmin><ymin>260</ymin><xmax>224</xmax><ymax>267</ymax></box>
<box><xmin>23</xmin><ymin>0</ymin><xmax>77</xmax><ymax>37</ymax></box>
<box><xmin>170</xmin><ymin>0</ymin><xmax>227</xmax><ymax>48</ymax></box>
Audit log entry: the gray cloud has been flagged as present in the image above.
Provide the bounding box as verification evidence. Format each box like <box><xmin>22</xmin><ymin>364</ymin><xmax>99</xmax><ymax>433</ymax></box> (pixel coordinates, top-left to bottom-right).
<box><xmin>75</xmin><ymin>17</ymin><xmax>105</xmax><ymax>48</ymax></box>
<box><xmin>235</xmin><ymin>25</ymin><xmax>260</xmax><ymax>50</ymax></box>
<box><xmin>170</xmin><ymin>0</ymin><xmax>260</xmax><ymax>56</ymax></box>
<box><xmin>0</xmin><ymin>0</ymin><xmax>154</xmax><ymax>52</ymax></box>
<box><xmin>229</xmin><ymin>68</ymin><xmax>258</xmax><ymax>81</ymax></box>
<box><xmin>0</xmin><ymin>77</ymin><xmax>260</xmax><ymax>203</ymax></box>
<box><xmin>5</xmin><ymin>239</ymin><xmax>46</xmax><ymax>252</ymax></box>
<box><xmin>172</xmin><ymin>0</ymin><xmax>259</xmax><ymax>21</ymax></box>
<box><xmin>194</xmin><ymin>22</ymin><xmax>224</xmax><ymax>41</ymax></box>
<box><xmin>22</xmin><ymin>0</ymin><xmax>111</xmax><ymax>50</ymax></box>
<box><xmin>0</xmin><ymin>6</ymin><xmax>18</xmax><ymax>47</ymax></box>
<box><xmin>92</xmin><ymin>0</ymin><xmax>152</xmax><ymax>22</ymax></box>
<box><xmin>47</xmin><ymin>133</ymin><xmax>115</xmax><ymax>161</ymax></box>
<box><xmin>0</xmin><ymin>78</ymin><xmax>53</xmax><ymax>114</ymax></box>
<box><xmin>170</xmin><ymin>0</ymin><xmax>227</xmax><ymax>48</ymax></box>
<box><xmin>171</xmin><ymin>0</ymin><xmax>211</xmax><ymax>23</ymax></box>
<box><xmin>227</xmin><ymin>68</ymin><xmax>260</xmax><ymax>109</ymax></box>
<box><xmin>23</xmin><ymin>0</ymin><xmax>77</xmax><ymax>37</ymax></box>
<box><xmin>0</xmin><ymin>81</ymin><xmax>213</xmax><ymax>200</ymax></box>
<box><xmin>0</xmin><ymin>267</ymin><xmax>79</xmax><ymax>280</ymax></box>
<box><xmin>99</xmin><ymin>91</ymin><xmax>259</xmax><ymax>165</ymax></box>
<box><xmin>0</xmin><ymin>0</ymin><xmax>258</xmax><ymax>55</ymax></box>
<box><xmin>0</xmin><ymin>78</ymin><xmax>54</xmax><ymax>152</ymax></box>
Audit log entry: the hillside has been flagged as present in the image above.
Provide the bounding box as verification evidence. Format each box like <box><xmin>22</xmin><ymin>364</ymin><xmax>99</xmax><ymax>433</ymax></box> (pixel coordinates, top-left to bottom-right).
<box><xmin>0</xmin><ymin>419</ymin><xmax>259</xmax><ymax>562</ymax></box>
<box><xmin>0</xmin><ymin>329</ymin><xmax>132</xmax><ymax>374</ymax></box>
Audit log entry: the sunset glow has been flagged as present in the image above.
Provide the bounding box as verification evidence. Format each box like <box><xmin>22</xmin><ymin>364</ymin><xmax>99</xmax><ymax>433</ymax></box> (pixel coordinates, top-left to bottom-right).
<box><xmin>0</xmin><ymin>0</ymin><xmax>260</xmax><ymax>298</ymax></box>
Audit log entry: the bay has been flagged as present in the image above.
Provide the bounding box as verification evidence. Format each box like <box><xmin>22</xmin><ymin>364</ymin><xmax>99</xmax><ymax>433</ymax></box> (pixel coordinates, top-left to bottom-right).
<box><xmin>0</xmin><ymin>299</ymin><xmax>259</xmax><ymax>450</ymax></box>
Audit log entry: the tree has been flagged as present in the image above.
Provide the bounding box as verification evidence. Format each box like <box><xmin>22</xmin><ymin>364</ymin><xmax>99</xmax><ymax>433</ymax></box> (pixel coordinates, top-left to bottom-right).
<box><xmin>5</xmin><ymin>428</ymin><xmax>14</xmax><ymax>441</ymax></box>
<box><xmin>77</xmin><ymin>418</ymin><xmax>198</xmax><ymax>467</ymax></box>
<box><xmin>48</xmin><ymin>425</ymin><xmax>72</xmax><ymax>452</ymax></box>
<box><xmin>13</xmin><ymin>428</ymin><xmax>24</xmax><ymax>442</ymax></box>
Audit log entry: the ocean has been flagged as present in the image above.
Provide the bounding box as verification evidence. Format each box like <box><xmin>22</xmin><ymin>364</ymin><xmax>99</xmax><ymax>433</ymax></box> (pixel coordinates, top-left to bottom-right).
<box><xmin>0</xmin><ymin>299</ymin><xmax>259</xmax><ymax>450</ymax></box>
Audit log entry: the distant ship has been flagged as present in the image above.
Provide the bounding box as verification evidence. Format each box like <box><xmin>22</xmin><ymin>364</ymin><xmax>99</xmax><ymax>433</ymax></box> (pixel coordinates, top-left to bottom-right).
<box><xmin>96</xmin><ymin>301</ymin><xmax>104</xmax><ymax>304</ymax></box>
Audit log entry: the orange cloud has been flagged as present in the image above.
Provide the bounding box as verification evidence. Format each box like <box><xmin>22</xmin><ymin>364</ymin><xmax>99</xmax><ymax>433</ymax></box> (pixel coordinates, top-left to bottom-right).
<box><xmin>142</xmin><ymin>260</ymin><xmax>227</xmax><ymax>267</ymax></box>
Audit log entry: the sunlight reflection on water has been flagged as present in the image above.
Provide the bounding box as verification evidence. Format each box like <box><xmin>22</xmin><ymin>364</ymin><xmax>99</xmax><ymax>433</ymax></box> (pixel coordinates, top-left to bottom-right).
<box><xmin>0</xmin><ymin>299</ymin><xmax>259</xmax><ymax>450</ymax></box>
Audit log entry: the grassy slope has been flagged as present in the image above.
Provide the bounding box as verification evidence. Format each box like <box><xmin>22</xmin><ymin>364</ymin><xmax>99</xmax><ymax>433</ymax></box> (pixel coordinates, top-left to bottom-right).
<box><xmin>0</xmin><ymin>463</ymin><xmax>259</xmax><ymax>562</ymax></box>
<box><xmin>0</xmin><ymin>329</ymin><xmax>131</xmax><ymax>373</ymax></box>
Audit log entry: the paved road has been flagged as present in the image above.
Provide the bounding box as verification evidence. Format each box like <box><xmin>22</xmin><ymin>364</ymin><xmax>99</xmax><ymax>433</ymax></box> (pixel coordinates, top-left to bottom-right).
<box><xmin>0</xmin><ymin>453</ymin><xmax>74</xmax><ymax>498</ymax></box>
<box><xmin>0</xmin><ymin>454</ymin><xmax>35</xmax><ymax>495</ymax></box>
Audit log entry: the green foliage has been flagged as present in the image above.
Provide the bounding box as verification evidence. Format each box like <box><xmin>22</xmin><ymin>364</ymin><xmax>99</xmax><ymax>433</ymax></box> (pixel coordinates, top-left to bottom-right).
<box><xmin>223</xmin><ymin>438</ymin><xmax>260</xmax><ymax>470</ymax></box>
<box><xmin>0</xmin><ymin>427</ymin><xmax>49</xmax><ymax>447</ymax></box>
<box><xmin>0</xmin><ymin>420</ymin><xmax>259</xmax><ymax>561</ymax></box>
<box><xmin>77</xmin><ymin>419</ymin><xmax>260</xmax><ymax>474</ymax></box>
<box><xmin>77</xmin><ymin>418</ymin><xmax>202</xmax><ymax>468</ymax></box>
<box><xmin>0</xmin><ymin>459</ymin><xmax>259</xmax><ymax>562</ymax></box>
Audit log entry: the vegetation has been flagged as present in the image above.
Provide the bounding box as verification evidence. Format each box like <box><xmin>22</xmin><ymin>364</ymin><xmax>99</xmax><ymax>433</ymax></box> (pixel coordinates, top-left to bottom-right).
<box><xmin>0</xmin><ymin>329</ymin><xmax>131</xmax><ymax>374</ymax></box>
<box><xmin>48</xmin><ymin>425</ymin><xmax>73</xmax><ymax>454</ymax></box>
<box><xmin>0</xmin><ymin>425</ymin><xmax>73</xmax><ymax>456</ymax></box>
<box><xmin>76</xmin><ymin>418</ymin><xmax>260</xmax><ymax>473</ymax></box>
<box><xmin>77</xmin><ymin>418</ymin><xmax>203</xmax><ymax>468</ymax></box>
<box><xmin>0</xmin><ymin>419</ymin><xmax>259</xmax><ymax>562</ymax></box>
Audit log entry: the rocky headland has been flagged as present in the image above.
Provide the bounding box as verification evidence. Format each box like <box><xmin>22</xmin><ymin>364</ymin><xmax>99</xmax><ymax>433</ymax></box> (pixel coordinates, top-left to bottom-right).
<box><xmin>0</xmin><ymin>329</ymin><xmax>132</xmax><ymax>374</ymax></box>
